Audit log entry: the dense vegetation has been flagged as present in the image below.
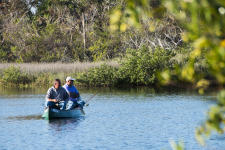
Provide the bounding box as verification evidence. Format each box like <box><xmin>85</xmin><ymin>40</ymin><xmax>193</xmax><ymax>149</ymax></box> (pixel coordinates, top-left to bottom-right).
<box><xmin>0</xmin><ymin>0</ymin><xmax>181</xmax><ymax>62</ymax></box>
<box><xmin>0</xmin><ymin>45</ymin><xmax>208</xmax><ymax>88</ymax></box>
<box><xmin>0</xmin><ymin>0</ymin><xmax>224</xmax><ymax>149</ymax></box>
<box><xmin>0</xmin><ymin>0</ymin><xmax>191</xmax><ymax>87</ymax></box>
<box><xmin>0</xmin><ymin>0</ymin><xmax>209</xmax><ymax>88</ymax></box>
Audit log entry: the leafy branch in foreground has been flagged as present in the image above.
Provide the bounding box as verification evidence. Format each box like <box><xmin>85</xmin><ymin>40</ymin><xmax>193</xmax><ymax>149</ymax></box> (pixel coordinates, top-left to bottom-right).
<box><xmin>170</xmin><ymin>141</ymin><xmax>184</xmax><ymax>150</ymax></box>
<box><xmin>110</xmin><ymin>0</ymin><xmax>225</xmax><ymax>147</ymax></box>
<box><xmin>165</xmin><ymin>0</ymin><xmax>225</xmax><ymax>145</ymax></box>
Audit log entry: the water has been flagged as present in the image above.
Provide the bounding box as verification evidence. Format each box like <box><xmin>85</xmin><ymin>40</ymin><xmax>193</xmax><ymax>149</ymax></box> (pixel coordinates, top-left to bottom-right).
<box><xmin>0</xmin><ymin>87</ymin><xmax>224</xmax><ymax>150</ymax></box>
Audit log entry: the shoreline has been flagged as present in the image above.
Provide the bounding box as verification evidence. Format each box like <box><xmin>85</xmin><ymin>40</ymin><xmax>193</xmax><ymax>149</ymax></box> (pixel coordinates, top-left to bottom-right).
<box><xmin>0</xmin><ymin>62</ymin><xmax>221</xmax><ymax>91</ymax></box>
<box><xmin>0</xmin><ymin>84</ymin><xmax>220</xmax><ymax>97</ymax></box>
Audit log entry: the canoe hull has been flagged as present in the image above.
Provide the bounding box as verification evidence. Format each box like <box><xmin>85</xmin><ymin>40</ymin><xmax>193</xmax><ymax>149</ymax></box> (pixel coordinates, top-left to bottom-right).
<box><xmin>42</xmin><ymin>107</ymin><xmax>84</xmax><ymax>119</ymax></box>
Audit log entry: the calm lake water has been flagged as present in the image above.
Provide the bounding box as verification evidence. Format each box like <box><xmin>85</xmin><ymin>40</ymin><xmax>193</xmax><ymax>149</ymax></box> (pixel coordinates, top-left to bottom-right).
<box><xmin>0</xmin><ymin>87</ymin><xmax>224</xmax><ymax>150</ymax></box>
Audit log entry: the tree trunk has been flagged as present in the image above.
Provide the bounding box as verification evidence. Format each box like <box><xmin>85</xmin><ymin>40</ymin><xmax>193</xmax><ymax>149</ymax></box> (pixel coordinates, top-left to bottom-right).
<box><xmin>82</xmin><ymin>12</ymin><xmax>86</xmax><ymax>52</ymax></box>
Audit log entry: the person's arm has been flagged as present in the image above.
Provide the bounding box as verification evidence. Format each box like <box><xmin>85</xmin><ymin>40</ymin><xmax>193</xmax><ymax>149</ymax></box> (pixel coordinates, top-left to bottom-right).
<box><xmin>74</xmin><ymin>86</ymin><xmax>80</xmax><ymax>98</ymax></box>
<box><xmin>74</xmin><ymin>86</ymin><xmax>84</xmax><ymax>103</ymax></box>
<box><xmin>46</xmin><ymin>88</ymin><xmax>58</xmax><ymax>102</ymax></box>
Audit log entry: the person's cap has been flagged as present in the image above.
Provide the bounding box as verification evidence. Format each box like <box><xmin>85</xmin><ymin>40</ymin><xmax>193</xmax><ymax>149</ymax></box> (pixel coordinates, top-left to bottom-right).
<box><xmin>66</xmin><ymin>76</ymin><xmax>75</xmax><ymax>82</ymax></box>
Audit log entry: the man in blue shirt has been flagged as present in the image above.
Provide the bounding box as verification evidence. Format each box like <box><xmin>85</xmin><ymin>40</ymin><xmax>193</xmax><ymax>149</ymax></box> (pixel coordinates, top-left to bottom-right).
<box><xmin>63</xmin><ymin>77</ymin><xmax>85</xmax><ymax>110</ymax></box>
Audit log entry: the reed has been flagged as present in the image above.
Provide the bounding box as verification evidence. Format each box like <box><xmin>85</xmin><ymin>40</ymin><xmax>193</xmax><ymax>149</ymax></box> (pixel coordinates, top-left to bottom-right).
<box><xmin>0</xmin><ymin>61</ymin><xmax>119</xmax><ymax>74</ymax></box>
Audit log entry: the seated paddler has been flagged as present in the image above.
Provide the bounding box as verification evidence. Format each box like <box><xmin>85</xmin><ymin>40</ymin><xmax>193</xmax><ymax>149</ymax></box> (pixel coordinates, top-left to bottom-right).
<box><xmin>63</xmin><ymin>77</ymin><xmax>85</xmax><ymax>110</ymax></box>
<box><xmin>45</xmin><ymin>79</ymin><xmax>69</xmax><ymax>110</ymax></box>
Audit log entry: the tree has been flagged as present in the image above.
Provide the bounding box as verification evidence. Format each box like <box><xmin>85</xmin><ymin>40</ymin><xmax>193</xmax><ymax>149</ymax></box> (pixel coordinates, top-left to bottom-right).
<box><xmin>0</xmin><ymin>0</ymin><xmax>32</xmax><ymax>62</ymax></box>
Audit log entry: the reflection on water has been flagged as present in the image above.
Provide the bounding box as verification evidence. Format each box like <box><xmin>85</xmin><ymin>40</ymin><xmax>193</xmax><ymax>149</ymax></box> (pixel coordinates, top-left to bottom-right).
<box><xmin>49</xmin><ymin>118</ymin><xmax>83</xmax><ymax>124</ymax></box>
<box><xmin>0</xmin><ymin>86</ymin><xmax>48</xmax><ymax>96</ymax></box>
<box><xmin>48</xmin><ymin>117</ymin><xmax>84</xmax><ymax>129</ymax></box>
<box><xmin>0</xmin><ymin>86</ymin><xmax>218</xmax><ymax>97</ymax></box>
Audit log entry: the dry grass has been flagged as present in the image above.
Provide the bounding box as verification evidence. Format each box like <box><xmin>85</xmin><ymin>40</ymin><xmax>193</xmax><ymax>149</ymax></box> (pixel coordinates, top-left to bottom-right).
<box><xmin>0</xmin><ymin>61</ymin><xmax>119</xmax><ymax>74</ymax></box>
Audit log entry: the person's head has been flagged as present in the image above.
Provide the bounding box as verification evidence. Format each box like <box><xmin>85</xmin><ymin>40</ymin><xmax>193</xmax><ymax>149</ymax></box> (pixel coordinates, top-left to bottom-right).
<box><xmin>54</xmin><ymin>79</ymin><xmax>61</xmax><ymax>89</ymax></box>
<box><xmin>66</xmin><ymin>76</ymin><xmax>75</xmax><ymax>86</ymax></box>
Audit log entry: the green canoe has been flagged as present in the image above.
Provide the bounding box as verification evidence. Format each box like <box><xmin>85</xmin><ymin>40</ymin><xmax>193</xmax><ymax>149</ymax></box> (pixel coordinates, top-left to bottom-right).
<box><xmin>42</xmin><ymin>107</ymin><xmax>84</xmax><ymax>120</ymax></box>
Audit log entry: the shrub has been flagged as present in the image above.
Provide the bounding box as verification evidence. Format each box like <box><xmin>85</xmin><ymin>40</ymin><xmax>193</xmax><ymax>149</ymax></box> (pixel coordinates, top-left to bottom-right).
<box><xmin>76</xmin><ymin>46</ymin><xmax>175</xmax><ymax>87</ymax></box>
<box><xmin>118</xmin><ymin>46</ymin><xmax>175</xmax><ymax>86</ymax></box>
<box><xmin>76</xmin><ymin>64</ymin><xmax>118</xmax><ymax>87</ymax></box>
<box><xmin>34</xmin><ymin>72</ymin><xmax>74</xmax><ymax>87</ymax></box>
<box><xmin>0</xmin><ymin>66</ymin><xmax>34</xmax><ymax>85</ymax></box>
<box><xmin>34</xmin><ymin>73</ymin><xmax>56</xmax><ymax>87</ymax></box>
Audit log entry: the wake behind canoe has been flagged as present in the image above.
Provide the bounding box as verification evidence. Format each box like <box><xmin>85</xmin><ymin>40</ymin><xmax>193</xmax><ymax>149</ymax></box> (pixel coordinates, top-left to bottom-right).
<box><xmin>42</xmin><ymin>107</ymin><xmax>84</xmax><ymax>120</ymax></box>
